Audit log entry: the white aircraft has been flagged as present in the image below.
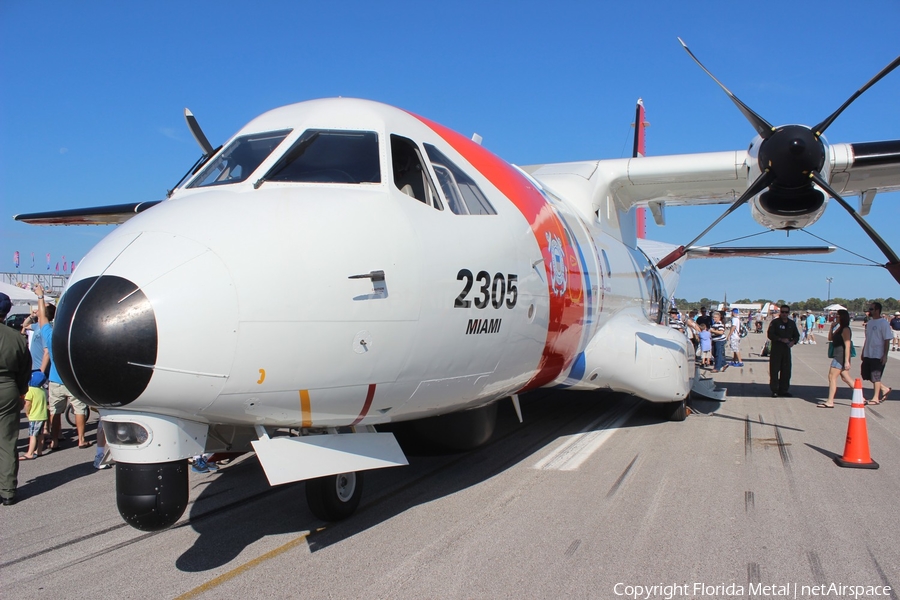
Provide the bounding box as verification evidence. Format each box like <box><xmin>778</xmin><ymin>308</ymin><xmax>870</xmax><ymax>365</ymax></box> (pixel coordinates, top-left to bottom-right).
<box><xmin>16</xmin><ymin>41</ymin><xmax>900</xmax><ymax>531</ymax></box>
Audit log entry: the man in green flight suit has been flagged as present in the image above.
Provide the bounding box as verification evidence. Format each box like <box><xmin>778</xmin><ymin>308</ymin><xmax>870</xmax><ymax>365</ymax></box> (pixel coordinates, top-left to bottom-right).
<box><xmin>0</xmin><ymin>292</ymin><xmax>32</xmax><ymax>505</ymax></box>
<box><xmin>767</xmin><ymin>304</ymin><xmax>801</xmax><ymax>397</ymax></box>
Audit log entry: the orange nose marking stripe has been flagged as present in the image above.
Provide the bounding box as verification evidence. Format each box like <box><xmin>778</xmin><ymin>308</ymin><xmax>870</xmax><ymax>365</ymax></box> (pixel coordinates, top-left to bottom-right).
<box><xmin>299</xmin><ymin>389</ymin><xmax>312</xmax><ymax>428</ymax></box>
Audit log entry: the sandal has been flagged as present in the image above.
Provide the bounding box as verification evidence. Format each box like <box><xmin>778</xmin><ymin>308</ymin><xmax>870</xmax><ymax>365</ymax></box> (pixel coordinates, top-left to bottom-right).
<box><xmin>19</xmin><ymin>454</ymin><xmax>36</xmax><ymax>460</ymax></box>
<box><xmin>816</xmin><ymin>403</ymin><xmax>834</xmax><ymax>408</ymax></box>
<box><xmin>865</xmin><ymin>399</ymin><xmax>882</xmax><ymax>405</ymax></box>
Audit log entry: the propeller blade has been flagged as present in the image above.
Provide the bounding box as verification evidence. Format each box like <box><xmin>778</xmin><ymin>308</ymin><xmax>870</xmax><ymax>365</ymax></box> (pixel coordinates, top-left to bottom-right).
<box><xmin>809</xmin><ymin>172</ymin><xmax>900</xmax><ymax>283</ymax></box>
<box><xmin>656</xmin><ymin>170</ymin><xmax>775</xmax><ymax>269</ymax></box>
<box><xmin>813</xmin><ymin>54</ymin><xmax>900</xmax><ymax>136</ymax></box>
<box><xmin>184</xmin><ymin>108</ymin><xmax>215</xmax><ymax>157</ymax></box>
<box><xmin>677</xmin><ymin>38</ymin><xmax>775</xmax><ymax>139</ymax></box>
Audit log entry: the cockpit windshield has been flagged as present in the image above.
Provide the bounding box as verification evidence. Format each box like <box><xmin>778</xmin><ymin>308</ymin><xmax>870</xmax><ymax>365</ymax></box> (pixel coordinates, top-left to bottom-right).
<box><xmin>189</xmin><ymin>129</ymin><xmax>291</xmax><ymax>188</ymax></box>
<box><xmin>263</xmin><ymin>130</ymin><xmax>381</xmax><ymax>184</ymax></box>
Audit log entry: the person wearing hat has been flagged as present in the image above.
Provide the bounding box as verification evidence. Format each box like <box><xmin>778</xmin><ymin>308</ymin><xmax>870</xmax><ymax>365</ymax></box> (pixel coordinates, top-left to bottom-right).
<box><xmin>710</xmin><ymin>311</ymin><xmax>727</xmax><ymax>372</ymax></box>
<box><xmin>668</xmin><ymin>308</ymin><xmax>685</xmax><ymax>335</ymax></box>
<box><xmin>890</xmin><ymin>311</ymin><xmax>900</xmax><ymax>352</ymax></box>
<box><xmin>727</xmin><ymin>308</ymin><xmax>744</xmax><ymax>367</ymax></box>
<box><xmin>767</xmin><ymin>304</ymin><xmax>801</xmax><ymax>397</ymax></box>
<box><xmin>805</xmin><ymin>311</ymin><xmax>817</xmax><ymax>345</ymax></box>
<box><xmin>0</xmin><ymin>292</ymin><xmax>32</xmax><ymax>505</ymax></box>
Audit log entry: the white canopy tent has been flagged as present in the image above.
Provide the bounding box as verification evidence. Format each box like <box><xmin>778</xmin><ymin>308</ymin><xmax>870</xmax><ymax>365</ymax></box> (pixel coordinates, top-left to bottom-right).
<box><xmin>824</xmin><ymin>303</ymin><xmax>847</xmax><ymax>311</ymax></box>
<box><xmin>0</xmin><ymin>281</ymin><xmax>39</xmax><ymax>303</ymax></box>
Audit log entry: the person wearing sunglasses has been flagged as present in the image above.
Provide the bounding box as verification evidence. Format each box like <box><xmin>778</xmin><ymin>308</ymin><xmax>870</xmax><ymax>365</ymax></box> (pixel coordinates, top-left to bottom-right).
<box><xmin>767</xmin><ymin>305</ymin><xmax>801</xmax><ymax>397</ymax></box>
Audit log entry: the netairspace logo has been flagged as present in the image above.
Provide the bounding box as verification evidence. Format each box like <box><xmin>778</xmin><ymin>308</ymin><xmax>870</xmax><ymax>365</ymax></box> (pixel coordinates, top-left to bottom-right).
<box><xmin>613</xmin><ymin>582</ymin><xmax>893</xmax><ymax>599</ymax></box>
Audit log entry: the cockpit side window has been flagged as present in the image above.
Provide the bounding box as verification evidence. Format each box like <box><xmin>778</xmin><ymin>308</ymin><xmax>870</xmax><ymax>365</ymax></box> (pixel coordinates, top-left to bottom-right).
<box><xmin>189</xmin><ymin>130</ymin><xmax>291</xmax><ymax>188</ymax></box>
<box><xmin>423</xmin><ymin>144</ymin><xmax>496</xmax><ymax>215</ymax></box>
<box><xmin>264</xmin><ymin>130</ymin><xmax>381</xmax><ymax>184</ymax></box>
<box><xmin>391</xmin><ymin>135</ymin><xmax>443</xmax><ymax>210</ymax></box>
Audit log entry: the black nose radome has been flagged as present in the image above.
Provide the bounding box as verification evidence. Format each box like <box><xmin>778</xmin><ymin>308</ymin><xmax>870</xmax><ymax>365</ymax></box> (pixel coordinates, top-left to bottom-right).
<box><xmin>53</xmin><ymin>276</ymin><xmax>158</xmax><ymax>407</ymax></box>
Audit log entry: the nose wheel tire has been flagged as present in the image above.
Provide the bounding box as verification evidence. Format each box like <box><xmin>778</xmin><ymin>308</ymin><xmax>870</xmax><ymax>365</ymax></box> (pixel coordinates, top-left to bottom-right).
<box><xmin>305</xmin><ymin>471</ymin><xmax>364</xmax><ymax>521</ymax></box>
<box><xmin>663</xmin><ymin>399</ymin><xmax>687</xmax><ymax>422</ymax></box>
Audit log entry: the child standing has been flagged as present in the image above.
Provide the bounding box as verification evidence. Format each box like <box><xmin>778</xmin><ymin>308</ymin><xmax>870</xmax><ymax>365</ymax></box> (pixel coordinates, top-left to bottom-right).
<box><xmin>699</xmin><ymin>322</ymin><xmax>712</xmax><ymax>367</ymax></box>
<box><xmin>21</xmin><ymin>382</ymin><xmax>48</xmax><ymax>460</ymax></box>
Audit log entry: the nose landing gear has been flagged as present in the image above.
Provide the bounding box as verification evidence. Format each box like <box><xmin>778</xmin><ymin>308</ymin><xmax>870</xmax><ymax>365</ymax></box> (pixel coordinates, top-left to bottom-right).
<box><xmin>305</xmin><ymin>471</ymin><xmax>364</xmax><ymax>521</ymax></box>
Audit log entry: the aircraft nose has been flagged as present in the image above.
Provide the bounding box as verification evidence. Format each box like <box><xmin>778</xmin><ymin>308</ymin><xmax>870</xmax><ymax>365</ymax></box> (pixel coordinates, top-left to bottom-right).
<box><xmin>53</xmin><ymin>275</ymin><xmax>157</xmax><ymax>407</ymax></box>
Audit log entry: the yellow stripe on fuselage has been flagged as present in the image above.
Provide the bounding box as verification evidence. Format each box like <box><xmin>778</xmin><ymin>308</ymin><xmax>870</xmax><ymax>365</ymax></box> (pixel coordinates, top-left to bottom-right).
<box><xmin>299</xmin><ymin>389</ymin><xmax>311</xmax><ymax>427</ymax></box>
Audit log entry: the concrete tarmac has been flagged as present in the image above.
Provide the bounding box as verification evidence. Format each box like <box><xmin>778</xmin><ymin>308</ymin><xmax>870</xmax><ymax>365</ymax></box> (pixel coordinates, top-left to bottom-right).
<box><xmin>2</xmin><ymin>333</ymin><xmax>899</xmax><ymax>600</ymax></box>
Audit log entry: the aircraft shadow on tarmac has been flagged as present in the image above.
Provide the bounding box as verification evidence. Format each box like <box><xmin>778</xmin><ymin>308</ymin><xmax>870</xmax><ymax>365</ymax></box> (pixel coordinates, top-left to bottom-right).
<box><xmin>174</xmin><ymin>390</ymin><xmax>668</xmax><ymax>571</ymax></box>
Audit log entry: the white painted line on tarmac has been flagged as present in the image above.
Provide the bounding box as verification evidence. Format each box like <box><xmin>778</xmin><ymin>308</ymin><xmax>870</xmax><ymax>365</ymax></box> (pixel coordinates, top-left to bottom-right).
<box><xmin>533</xmin><ymin>402</ymin><xmax>640</xmax><ymax>471</ymax></box>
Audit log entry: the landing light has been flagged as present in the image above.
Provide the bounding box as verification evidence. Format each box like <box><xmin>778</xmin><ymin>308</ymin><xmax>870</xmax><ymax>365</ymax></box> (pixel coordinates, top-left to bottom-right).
<box><xmin>104</xmin><ymin>422</ymin><xmax>149</xmax><ymax>445</ymax></box>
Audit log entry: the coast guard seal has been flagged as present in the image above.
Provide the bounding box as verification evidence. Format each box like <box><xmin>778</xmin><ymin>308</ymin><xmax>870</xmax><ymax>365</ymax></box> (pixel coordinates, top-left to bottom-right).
<box><xmin>546</xmin><ymin>232</ymin><xmax>567</xmax><ymax>297</ymax></box>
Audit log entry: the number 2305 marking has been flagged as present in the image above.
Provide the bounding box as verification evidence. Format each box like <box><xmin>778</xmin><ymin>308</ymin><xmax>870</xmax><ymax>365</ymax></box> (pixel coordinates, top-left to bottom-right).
<box><xmin>454</xmin><ymin>269</ymin><xmax>517</xmax><ymax>309</ymax></box>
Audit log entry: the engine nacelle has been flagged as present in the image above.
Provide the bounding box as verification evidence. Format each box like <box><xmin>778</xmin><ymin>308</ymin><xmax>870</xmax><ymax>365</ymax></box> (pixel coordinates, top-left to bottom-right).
<box><xmin>746</xmin><ymin>131</ymin><xmax>832</xmax><ymax>230</ymax></box>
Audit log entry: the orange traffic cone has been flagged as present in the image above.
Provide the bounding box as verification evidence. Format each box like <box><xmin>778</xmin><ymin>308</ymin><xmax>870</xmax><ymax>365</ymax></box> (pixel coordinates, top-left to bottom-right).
<box><xmin>834</xmin><ymin>378</ymin><xmax>879</xmax><ymax>469</ymax></box>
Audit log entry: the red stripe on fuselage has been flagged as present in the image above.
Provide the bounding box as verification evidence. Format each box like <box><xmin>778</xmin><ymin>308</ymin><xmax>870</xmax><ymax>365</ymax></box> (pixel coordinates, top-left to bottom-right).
<box><xmin>350</xmin><ymin>383</ymin><xmax>377</xmax><ymax>426</ymax></box>
<box><xmin>411</xmin><ymin>113</ymin><xmax>585</xmax><ymax>390</ymax></box>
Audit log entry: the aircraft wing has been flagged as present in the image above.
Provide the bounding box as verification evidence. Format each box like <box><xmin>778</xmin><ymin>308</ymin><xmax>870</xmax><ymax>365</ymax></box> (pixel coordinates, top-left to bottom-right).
<box><xmin>525</xmin><ymin>151</ymin><xmax>748</xmax><ymax>218</ymax></box>
<box><xmin>14</xmin><ymin>201</ymin><xmax>163</xmax><ymax>225</ymax></box>
<box><xmin>830</xmin><ymin>141</ymin><xmax>900</xmax><ymax>215</ymax></box>
<box><xmin>525</xmin><ymin>139</ymin><xmax>900</xmax><ymax>215</ymax></box>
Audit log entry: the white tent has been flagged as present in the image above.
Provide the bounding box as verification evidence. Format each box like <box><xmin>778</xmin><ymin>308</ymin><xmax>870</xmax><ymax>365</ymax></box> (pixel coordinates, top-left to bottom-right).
<box><xmin>824</xmin><ymin>303</ymin><xmax>847</xmax><ymax>311</ymax></box>
<box><xmin>0</xmin><ymin>281</ymin><xmax>39</xmax><ymax>303</ymax></box>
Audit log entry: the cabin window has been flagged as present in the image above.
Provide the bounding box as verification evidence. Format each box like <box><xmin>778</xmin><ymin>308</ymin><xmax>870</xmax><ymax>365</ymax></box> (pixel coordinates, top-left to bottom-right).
<box><xmin>189</xmin><ymin>129</ymin><xmax>291</xmax><ymax>188</ymax></box>
<box><xmin>423</xmin><ymin>144</ymin><xmax>496</xmax><ymax>215</ymax></box>
<box><xmin>264</xmin><ymin>130</ymin><xmax>381</xmax><ymax>184</ymax></box>
<box><xmin>391</xmin><ymin>135</ymin><xmax>442</xmax><ymax>210</ymax></box>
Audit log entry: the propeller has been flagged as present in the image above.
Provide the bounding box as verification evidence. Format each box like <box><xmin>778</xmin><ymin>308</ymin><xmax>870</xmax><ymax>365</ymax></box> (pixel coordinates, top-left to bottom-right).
<box><xmin>657</xmin><ymin>40</ymin><xmax>900</xmax><ymax>284</ymax></box>
<box><xmin>184</xmin><ymin>108</ymin><xmax>214</xmax><ymax>157</ymax></box>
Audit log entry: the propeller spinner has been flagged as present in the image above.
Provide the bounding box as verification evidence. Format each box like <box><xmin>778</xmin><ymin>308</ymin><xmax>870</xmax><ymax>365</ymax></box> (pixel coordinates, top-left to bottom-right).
<box><xmin>656</xmin><ymin>40</ymin><xmax>900</xmax><ymax>284</ymax></box>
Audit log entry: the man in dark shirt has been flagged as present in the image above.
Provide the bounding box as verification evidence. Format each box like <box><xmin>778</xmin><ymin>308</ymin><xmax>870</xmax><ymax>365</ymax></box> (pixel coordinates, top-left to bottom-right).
<box><xmin>767</xmin><ymin>304</ymin><xmax>801</xmax><ymax>397</ymax></box>
<box><xmin>696</xmin><ymin>306</ymin><xmax>713</xmax><ymax>330</ymax></box>
<box><xmin>890</xmin><ymin>311</ymin><xmax>900</xmax><ymax>352</ymax></box>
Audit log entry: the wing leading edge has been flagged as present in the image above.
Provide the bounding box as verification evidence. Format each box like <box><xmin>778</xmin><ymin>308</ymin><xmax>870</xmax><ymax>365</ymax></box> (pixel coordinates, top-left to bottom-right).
<box><xmin>14</xmin><ymin>201</ymin><xmax>162</xmax><ymax>225</ymax></box>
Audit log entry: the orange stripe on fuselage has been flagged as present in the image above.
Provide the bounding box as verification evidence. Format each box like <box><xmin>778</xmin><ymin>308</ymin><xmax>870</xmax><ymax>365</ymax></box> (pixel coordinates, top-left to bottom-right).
<box><xmin>299</xmin><ymin>389</ymin><xmax>312</xmax><ymax>428</ymax></box>
<box><xmin>411</xmin><ymin>113</ymin><xmax>585</xmax><ymax>390</ymax></box>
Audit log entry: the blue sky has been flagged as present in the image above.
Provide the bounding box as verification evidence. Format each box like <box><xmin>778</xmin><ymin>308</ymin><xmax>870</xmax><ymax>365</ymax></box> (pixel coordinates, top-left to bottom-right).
<box><xmin>2</xmin><ymin>0</ymin><xmax>898</xmax><ymax>303</ymax></box>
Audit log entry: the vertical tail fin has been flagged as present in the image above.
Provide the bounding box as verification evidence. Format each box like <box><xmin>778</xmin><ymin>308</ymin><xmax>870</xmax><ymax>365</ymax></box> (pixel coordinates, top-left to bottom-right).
<box><xmin>632</xmin><ymin>99</ymin><xmax>649</xmax><ymax>238</ymax></box>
